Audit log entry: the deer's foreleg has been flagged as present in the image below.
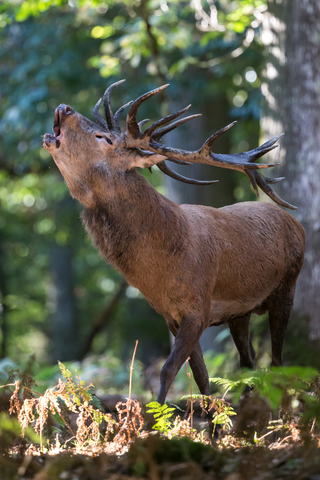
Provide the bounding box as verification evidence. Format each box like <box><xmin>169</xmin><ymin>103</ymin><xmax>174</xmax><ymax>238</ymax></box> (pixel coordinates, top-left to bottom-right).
<box><xmin>189</xmin><ymin>341</ymin><xmax>211</xmax><ymax>396</ymax></box>
<box><xmin>157</xmin><ymin>317</ymin><xmax>204</xmax><ymax>405</ymax></box>
<box><xmin>189</xmin><ymin>341</ymin><xmax>215</xmax><ymax>439</ymax></box>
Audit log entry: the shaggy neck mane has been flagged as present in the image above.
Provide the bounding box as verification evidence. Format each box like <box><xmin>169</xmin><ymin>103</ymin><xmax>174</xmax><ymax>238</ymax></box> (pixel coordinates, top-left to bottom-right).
<box><xmin>81</xmin><ymin>169</ymin><xmax>188</xmax><ymax>279</ymax></box>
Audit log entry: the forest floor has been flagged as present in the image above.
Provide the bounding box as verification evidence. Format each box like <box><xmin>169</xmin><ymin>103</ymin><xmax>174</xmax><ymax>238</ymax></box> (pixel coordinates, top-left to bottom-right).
<box><xmin>1</xmin><ymin>361</ymin><xmax>320</xmax><ymax>479</ymax></box>
<box><xmin>1</xmin><ymin>431</ymin><xmax>320</xmax><ymax>480</ymax></box>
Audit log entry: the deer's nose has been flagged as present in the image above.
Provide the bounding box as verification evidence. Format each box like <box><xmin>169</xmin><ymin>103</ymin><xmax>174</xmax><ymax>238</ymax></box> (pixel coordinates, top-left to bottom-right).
<box><xmin>57</xmin><ymin>104</ymin><xmax>75</xmax><ymax>116</ymax></box>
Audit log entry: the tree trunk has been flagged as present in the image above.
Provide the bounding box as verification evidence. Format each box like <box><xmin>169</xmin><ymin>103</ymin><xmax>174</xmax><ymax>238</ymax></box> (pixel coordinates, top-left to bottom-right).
<box><xmin>50</xmin><ymin>242</ymin><xmax>78</xmax><ymax>362</ymax></box>
<box><xmin>50</xmin><ymin>197</ymin><xmax>79</xmax><ymax>362</ymax></box>
<box><xmin>0</xmin><ymin>232</ymin><xmax>8</xmax><ymax>359</ymax></box>
<box><xmin>262</xmin><ymin>0</ymin><xmax>320</xmax><ymax>339</ymax></box>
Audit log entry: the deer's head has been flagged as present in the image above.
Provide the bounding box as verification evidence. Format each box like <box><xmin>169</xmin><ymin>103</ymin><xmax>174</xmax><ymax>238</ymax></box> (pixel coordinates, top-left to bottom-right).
<box><xmin>43</xmin><ymin>81</ymin><xmax>166</xmax><ymax>205</ymax></box>
<box><xmin>43</xmin><ymin>80</ymin><xmax>296</xmax><ymax>209</ymax></box>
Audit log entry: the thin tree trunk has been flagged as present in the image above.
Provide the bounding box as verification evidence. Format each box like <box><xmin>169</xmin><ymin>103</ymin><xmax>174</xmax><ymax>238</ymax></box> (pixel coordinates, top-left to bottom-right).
<box><xmin>0</xmin><ymin>232</ymin><xmax>8</xmax><ymax>359</ymax></box>
<box><xmin>50</xmin><ymin>242</ymin><xmax>78</xmax><ymax>362</ymax></box>
<box><xmin>50</xmin><ymin>197</ymin><xmax>78</xmax><ymax>362</ymax></box>
<box><xmin>262</xmin><ymin>0</ymin><xmax>320</xmax><ymax>339</ymax></box>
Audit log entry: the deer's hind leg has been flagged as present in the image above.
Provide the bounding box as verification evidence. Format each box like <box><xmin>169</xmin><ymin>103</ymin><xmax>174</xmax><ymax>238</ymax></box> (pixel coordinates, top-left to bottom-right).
<box><xmin>228</xmin><ymin>313</ymin><xmax>255</xmax><ymax>369</ymax></box>
<box><xmin>266</xmin><ymin>284</ymin><xmax>296</xmax><ymax>367</ymax></box>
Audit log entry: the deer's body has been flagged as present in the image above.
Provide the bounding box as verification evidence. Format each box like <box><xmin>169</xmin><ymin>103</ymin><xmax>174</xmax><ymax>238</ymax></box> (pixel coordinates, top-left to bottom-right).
<box><xmin>43</xmin><ymin>81</ymin><xmax>305</xmax><ymax>408</ymax></box>
<box><xmin>82</xmin><ymin>170</ymin><xmax>304</xmax><ymax>332</ymax></box>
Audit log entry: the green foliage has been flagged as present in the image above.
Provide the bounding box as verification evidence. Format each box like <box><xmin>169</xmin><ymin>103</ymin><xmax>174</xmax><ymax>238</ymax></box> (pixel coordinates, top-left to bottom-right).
<box><xmin>58</xmin><ymin>361</ymin><xmax>96</xmax><ymax>407</ymax></box>
<box><xmin>211</xmin><ymin>375</ymin><xmax>255</xmax><ymax>396</ymax></box>
<box><xmin>211</xmin><ymin>366</ymin><xmax>319</xmax><ymax>411</ymax></box>
<box><xmin>181</xmin><ymin>393</ymin><xmax>237</xmax><ymax>434</ymax></box>
<box><xmin>146</xmin><ymin>401</ymin><xmax>176</xmax><ymax>433</ymax></box>
<box><xmin>0</xmin><ymin>411</ymin><xmax>40</xmax><ymax>445</ymax></box>
<box><xmin>212</xmin><ymin>399</ymin><xmax>237</xmax><ymax>432</ymax></box>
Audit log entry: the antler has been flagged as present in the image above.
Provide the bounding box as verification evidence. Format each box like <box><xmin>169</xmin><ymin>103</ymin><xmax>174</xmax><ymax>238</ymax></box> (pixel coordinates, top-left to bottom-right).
<box><xmin>93</xmin><ymin>79</ymin><xmax>133</xmax><ymax>133</ymax></box>
<box><xmin>94</xmin><ymin>81</ymin><xmax>296</xmax><ymax>210</ymax></box>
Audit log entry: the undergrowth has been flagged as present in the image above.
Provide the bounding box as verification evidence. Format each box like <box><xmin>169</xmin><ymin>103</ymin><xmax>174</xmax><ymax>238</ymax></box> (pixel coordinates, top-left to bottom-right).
<box><xmin>1</xmin><ymin>345</ymin><xmax>320</xmax><ymax>458</ymax></box>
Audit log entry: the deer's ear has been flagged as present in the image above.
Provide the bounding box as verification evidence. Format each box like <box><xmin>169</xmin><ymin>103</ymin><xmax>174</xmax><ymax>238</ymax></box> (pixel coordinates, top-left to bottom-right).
<box><xmin>129</xmin><ymin>150</ymin><xmax>167</xmax><ymax>169</ymax></box>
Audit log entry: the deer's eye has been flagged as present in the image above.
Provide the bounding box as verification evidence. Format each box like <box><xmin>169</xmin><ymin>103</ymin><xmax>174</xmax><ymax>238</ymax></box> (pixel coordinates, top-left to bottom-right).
<box><xmin>95</xmin><ymin>134</ymin><xmax>113</xmax><ymax>145</ymax></box>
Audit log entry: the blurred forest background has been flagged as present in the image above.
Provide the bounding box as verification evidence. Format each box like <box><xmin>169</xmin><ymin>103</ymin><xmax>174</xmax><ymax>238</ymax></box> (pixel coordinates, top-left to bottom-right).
<box><xmin>0</xmin><ymin>0</ymin><xmax>319</xmax><ymax>397</ymax></box>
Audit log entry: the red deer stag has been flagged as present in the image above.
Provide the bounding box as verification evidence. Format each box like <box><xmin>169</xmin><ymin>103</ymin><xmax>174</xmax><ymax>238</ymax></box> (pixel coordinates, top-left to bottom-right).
<box><xmin>43</xmin><ymin>80</ymin><xmax>305</xmax><ymax>406</ymax></box>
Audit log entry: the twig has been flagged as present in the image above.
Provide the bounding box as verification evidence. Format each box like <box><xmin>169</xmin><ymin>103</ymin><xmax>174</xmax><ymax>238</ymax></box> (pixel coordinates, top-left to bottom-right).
<box><xmin>278</xmin><ymin>435</ymin><xmax>293</xmax><ymax>446</ymax></box>
<box><xmin>257</xmin><ymin>427</ymin><xmax>281</xmax><ymax>442</ymax></box>
<box><xmin>186</xmin><ymin>357</ymin><xmax>193</xmax><ymax>431</ymax></box>
<box><xmin>0</xmin><ymin>383</ymin><xmax>43</xmax><ymax>397</ymax></box>
<box><xmin>128</xmin><ymin>340</ymin><xmax>139</xmax><ymax>402</ymax></box>
<box><xmin>52</xmin><ymin>405</ymin><xmax>76</xmax><ymax>438</ymax></box>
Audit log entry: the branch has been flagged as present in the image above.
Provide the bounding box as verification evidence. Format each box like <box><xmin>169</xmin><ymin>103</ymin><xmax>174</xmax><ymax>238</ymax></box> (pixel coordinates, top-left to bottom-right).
<box><xmin>77</xmin><ymin>280</ymin><xmax>127</xmax><ymax>360</ymax></box>
<box><xmin>198</xmin><ymin>28</ymin><xmax>255</xmax><ymax>69</ymax></box>
<box><xmin>139</xmin><ymin>0</ymin><xmax>167</xmax><ymax>86</ymax></box>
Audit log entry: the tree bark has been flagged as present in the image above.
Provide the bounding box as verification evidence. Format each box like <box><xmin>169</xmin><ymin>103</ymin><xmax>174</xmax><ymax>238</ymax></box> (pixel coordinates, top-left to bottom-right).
<box><xmin>50</xmin><ymin>197</ymin><xmax>79</xmax><ymax>362</ymax></box>
<box><xmin>262</xmin><ymin>0</ymin><xmax>320</xmax><ymax>339</ymax></box>
<box><xmin>0</xmin><ymin>232</ymin><xmax>8</xmax><ymax>359</ymax></box>
<box><xmin>50</xmin><ymin>241</ymin><xmax>78</xmax><ymax>362</ymax></box>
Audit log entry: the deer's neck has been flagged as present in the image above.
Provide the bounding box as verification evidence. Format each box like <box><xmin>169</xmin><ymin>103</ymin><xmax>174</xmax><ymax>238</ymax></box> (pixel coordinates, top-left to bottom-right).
<box><xmin>82</xmin><ymin>169</ymin><xmax>188</xmax><ymax>283</ymax></box>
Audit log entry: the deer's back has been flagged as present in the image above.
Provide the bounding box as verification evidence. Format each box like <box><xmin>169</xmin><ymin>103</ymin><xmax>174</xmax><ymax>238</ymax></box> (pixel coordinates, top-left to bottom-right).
<box><xmin>180</xmin><ymin>201</ymin><xmax>305</xmax><ymax>325</ymax></box>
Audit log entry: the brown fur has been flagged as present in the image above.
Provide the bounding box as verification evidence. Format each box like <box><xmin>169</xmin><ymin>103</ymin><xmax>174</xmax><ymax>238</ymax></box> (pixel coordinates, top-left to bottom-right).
<box><xmin>43</xmin><ymin>104</ymin><xmax>305</xmax><ymax>406</ymax></box>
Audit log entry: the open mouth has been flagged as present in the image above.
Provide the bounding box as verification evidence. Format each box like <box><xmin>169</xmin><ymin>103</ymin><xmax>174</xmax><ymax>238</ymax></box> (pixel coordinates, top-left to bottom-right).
<box><xmin>53</xmin><ymin>109</ymin><xmax>61</xmax><ymax>139</ymax></box>
<box><xmin>43</xmin><ymin>110</ymin><xmax>62</xmax><ymax>149</ymax></box>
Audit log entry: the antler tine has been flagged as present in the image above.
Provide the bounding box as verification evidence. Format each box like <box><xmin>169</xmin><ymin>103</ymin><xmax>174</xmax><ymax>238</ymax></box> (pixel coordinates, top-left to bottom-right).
<box><xmin>126</xmin><ymin>84</ymin><xmax>170</xmax><ymax>139</ymax></box>
<box><xmin>157</xmin><ymin>161</ymin><xmax>218</xmax><ymax>185</ymax></box>
<box><xmin>138</xmin><ymin>119</ymin><xmax>150</xmax><ymax>134</ymax></box>
<box><xmin>102</xmin><ymin>79</ymin><xmax>126</xmax><ymax>131</ymax></box>
<box><xmin>114</xmin><ymin>100</ymin><xmax>133</xmax><ymax>132</ymax></box>
<box><xmin>93</xmin><ymin>98</ymin><xmax>109</xmax><ymax>131</ymax></box>
<box><xmin>247</xmin><ymin>169</ymin><xmax>297</xmax><ymax>210</ymax></box>
<box><xmin>246</xmin><ymin>134</ymin><xmax>284</xmax><ymax>163</ymax></box>
<box><xmin>264</xmin><ymin>176</ymin><xmax>285</xmax><ymax>184</ymax></box>
<box><xmin>151</xmin><ymin>114</ymin><xmax>202</xmax><ymax>142</ymax></box>
<box><xmin>246</xmin><ymin>169</ymin><xmax>259</xmax><ymax>197</ymax></box>
<box><xmin>200</xmin><ymin>122</ymin><xmax>237</xmax><ymax>154</ymax></box>
<box><xmin>142</xmin><ymin>105</ymin><xmax>192</xmax><ymax>139</ymax></box>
